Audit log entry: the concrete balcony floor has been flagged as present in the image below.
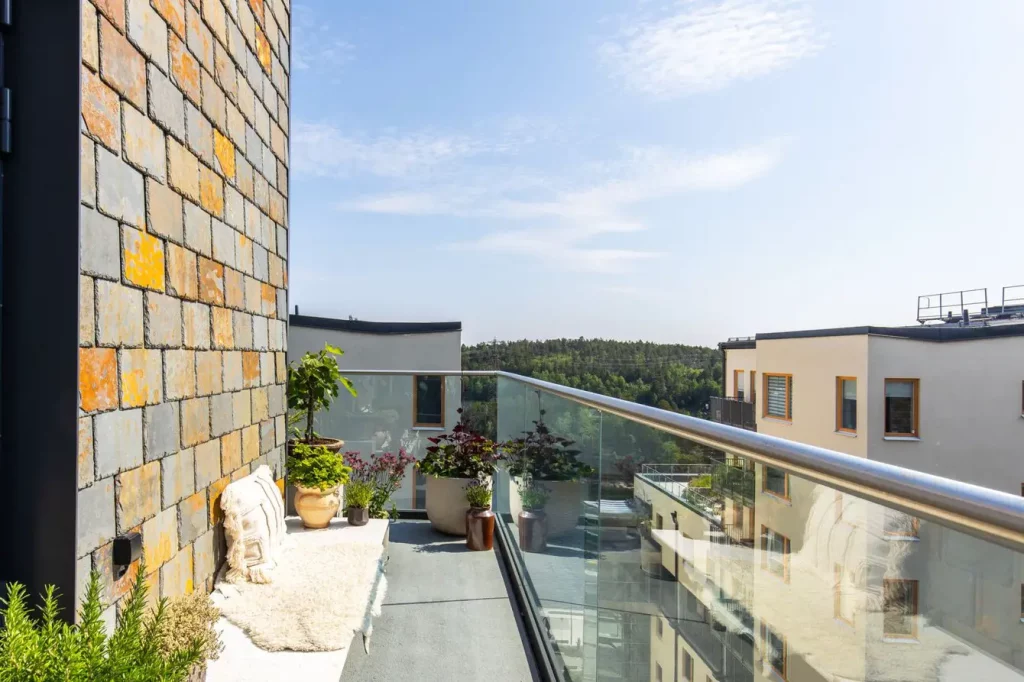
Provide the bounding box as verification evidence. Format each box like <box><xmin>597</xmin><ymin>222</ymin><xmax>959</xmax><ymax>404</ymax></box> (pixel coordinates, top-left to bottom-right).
<box><xmin>340</xmin><ymin>520</ymin><xmax>537</xmax><ymax>681</ymax></box>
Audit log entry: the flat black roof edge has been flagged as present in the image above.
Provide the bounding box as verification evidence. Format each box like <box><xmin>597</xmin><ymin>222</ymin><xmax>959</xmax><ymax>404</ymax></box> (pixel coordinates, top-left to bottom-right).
<box><xmin>290</xmin><ymin>314</ymin><xmax>462</xmax><ymax>335</ymax></box>
<box><xmin>719</xmin><ymin>340</ymin><xmax>756</xmax><ymax>350</ymax></box>
<box><xmin>751</xmin><ymin>323</ymin><xmax>1024</xmax><ymax>343</ymax></box>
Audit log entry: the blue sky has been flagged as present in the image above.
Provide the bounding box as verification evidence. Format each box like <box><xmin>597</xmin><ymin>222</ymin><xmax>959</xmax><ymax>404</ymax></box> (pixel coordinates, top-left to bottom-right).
<box><xmin>290</xmin><ymin>1</ymin><xmax>1024</xmax><ymax>346</ymax></box>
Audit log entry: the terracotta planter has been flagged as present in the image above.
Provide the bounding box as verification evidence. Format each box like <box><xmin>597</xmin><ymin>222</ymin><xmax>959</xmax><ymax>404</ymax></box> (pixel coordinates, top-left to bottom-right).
<box><xmin>294</xmin><ymin>484</ymin><xmax>341</xmax><ymax>528</ymax></box>
<box><xmin>287</xmin><ymin>437</ymin><xmax>345</xmax><ymax>458</ymax></box>
<box><xmin>347</xmin><ymin>506</ymin><xmax>370</xmax><ymax>526</ymax></box>
<box><xmin>466</xmin><ymin>507</ymin><xmax>495</xmax><ymax>551</ymax></box>
<box><xmin>425</xmin><ymin>476</ymin><xmax>487</xmax><ymax>535</ymax></box>
<box><xmin>509</xmin><ymin>478</ymin><xmax>582</xmax><ymax>537</ymax></box>
<box><xmin>519</xmin><ymin>509</ymin><xmax>548</xmax><ymax>553</ymax></box>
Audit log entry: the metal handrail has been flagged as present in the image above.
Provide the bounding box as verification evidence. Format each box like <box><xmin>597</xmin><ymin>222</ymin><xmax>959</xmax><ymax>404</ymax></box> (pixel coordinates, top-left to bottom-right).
<box><xmin>335</xmin><ymin>369</ymin><xmax>1024</xmax><ymax>551</ymax></box>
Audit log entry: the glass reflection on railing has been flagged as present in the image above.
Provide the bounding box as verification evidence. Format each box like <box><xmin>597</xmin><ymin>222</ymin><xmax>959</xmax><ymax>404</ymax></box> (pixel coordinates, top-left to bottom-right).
<box><xmin>495</xmin><ymin>375</ymin><xmax>1024</xmax><ymax>682</ymax></box>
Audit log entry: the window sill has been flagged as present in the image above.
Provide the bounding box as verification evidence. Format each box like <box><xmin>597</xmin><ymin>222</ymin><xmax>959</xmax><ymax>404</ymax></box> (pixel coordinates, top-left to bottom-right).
<box><xmin>762</xmin><ymin>490</ymin><xmax>792</xmax><ymax>505</ymax></box>
<box><xmin>882</xmin><ymin>637</ymin><xmax>919</xmax><ymax>645</ymax></box>
<box><xmin>762</xmin><ymin>417</ymin><xmax>792</xmax><ymax>425</ymax></box>
<box><xmin>835</xmin><ymin>430</ymin><xmax>857</xmax><ymax>438</ymax></box>
<box><xmin>883</xmin><ymin>436</ymin><xmax>920</xmax><ymax>442</ymax></box>
<box><xmin>412</xmin><ymin>426</ymin><xmax>445</xmax><ymax>432</ymax></box>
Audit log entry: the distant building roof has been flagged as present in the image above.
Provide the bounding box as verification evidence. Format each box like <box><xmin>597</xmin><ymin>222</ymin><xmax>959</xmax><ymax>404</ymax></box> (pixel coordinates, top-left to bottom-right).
<box><xmin>290</xmin><ymin>314</ymin><xmax>462</xmax><ymax>336</ymax></box>
<box><xmin>721</xmin><ymin>320</ymin><xmax>1024</xmax><ymax>347</ymax></box>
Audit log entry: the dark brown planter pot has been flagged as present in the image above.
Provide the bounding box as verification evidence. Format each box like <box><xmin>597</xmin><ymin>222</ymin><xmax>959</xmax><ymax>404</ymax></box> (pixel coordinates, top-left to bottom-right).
<box><xmin>287</xmin><ymin>437</ymin><xmax>345</xmax><ymax>458</ymax></box>
<box><xmin>465</xmin><ymin>507</ymin><xmax>495</xmax><ymax>551</ymax></box>
<box><xmin>519</xmin><ymin>509</ymin><xmax>548</xmax><ymax>553</ymax></box>
<box><xmin>347</xmin><ymin>506</ymin><xmax>370</xmax><ymax>526</ymax></box>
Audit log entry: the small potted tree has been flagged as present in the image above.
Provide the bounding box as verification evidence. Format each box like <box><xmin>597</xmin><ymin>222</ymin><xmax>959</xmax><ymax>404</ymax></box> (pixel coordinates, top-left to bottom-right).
<box><xmin>464</xmin><ymin>478</ymin><xmax>495</xmax><ymax>551</ymax></box>
<box><xmin>419</xmin><ymin>409</ymin><xmax>500</xmax><ymax>535</ymax></box>
<box><xmin>505</xmin><ymin>411</ymin><xmax>594</xmax><ymax>537</ymax></box>
<box><xmin>518</xmin><ymin>476</ymin><xmax>550</xmax><ymax>553</ymax></box>
<box><xmin>345</xmin><ymin>480</ymin><xmax>373</xmax><ymax>526</ymax></box>
<box><xmin>287</xmin><ymin>344</ymin><xmax>357</xmax><ymax>454</ymax></box>
<box><xmin>288</xmin><ymin>443</ymin><xmax>352</xmax><ymax>529</ymax></box>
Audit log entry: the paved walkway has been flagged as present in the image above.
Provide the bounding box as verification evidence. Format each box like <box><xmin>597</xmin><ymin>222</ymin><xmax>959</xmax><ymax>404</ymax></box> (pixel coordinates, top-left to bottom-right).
<box><xmin>340</xmin><ymin>521</ymin><xmax>537</xmax><ymax>681</ymax></box>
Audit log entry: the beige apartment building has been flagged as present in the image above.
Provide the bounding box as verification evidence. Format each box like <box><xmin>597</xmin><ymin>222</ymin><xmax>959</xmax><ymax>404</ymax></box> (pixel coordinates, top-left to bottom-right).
<box><xmin>719</xmin><ymin>323</ymin><xmax>1024</xmax><ymax>494</ymax></box>
<box><xmin>636</xmin><ymin>315</ymin><xmax>1024</xmax><ymax>682</ymax></box>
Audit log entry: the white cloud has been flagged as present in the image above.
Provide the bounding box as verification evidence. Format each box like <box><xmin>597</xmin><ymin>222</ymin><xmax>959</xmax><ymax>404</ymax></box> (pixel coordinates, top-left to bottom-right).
<box><xmin>292</xmin><ymin>4</ymin><xmax>355</xmax><ymax>76</ymax></box>
<box><xmin>292</xmin><ymin>122</ymin><xmax>488</xmax><ymax>179</ymax></box>
<box><xmin>600</xmin><ymin>0</ymin><xmax>825</xmax><ymax>98</ymax></box>
<box><xmin>337</xmin><ymin>141</ymin><xmax>783</xmax><ymax>273</ymax></box>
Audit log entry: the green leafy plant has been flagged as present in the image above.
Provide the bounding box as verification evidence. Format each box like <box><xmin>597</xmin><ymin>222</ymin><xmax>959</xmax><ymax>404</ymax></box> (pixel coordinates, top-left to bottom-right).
<box><xmin>464</xmin><ymin>478</ymin><xmax>492</xmax><ymax>509</ymax></box>
<box><xmin>287</xmin><ymin>344</ymin><xmax>357</xmax><ymax>443</ymax></box>
<box><xmin>504</xmin><ymin>412</ymin><xmax>594</xmax><ymax>482</ymax></box>
<box><xmin>517</xmin><ymin>477</ymin><xmax>550</xmax><ymax>511</ymax></box>
<box><xmin>287</xmin><ymin>443</ymin><xmax>351</xmax><ymax>491</ymax></box>
<box><xmin>0</xmin><ymin>561</ymin><xmax>204</xmax><ymax>681</ymax></box>
<box><xmin>345</xmin><ymin>480</ymin><xmax>374</xmax><ymax>509</ymax></box>
<box><xmin>419</xmin><ymin>410</ymin><xmax>501</xmax><ymax>478</ymax></box>
<box><xmin>690</xmin><ymin>473</ymin><xmax>712</xmax><ymax>488</ymax></box>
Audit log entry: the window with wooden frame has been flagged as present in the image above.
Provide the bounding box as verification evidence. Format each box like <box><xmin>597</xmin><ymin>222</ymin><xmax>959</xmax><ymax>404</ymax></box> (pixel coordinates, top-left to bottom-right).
<box><xmin>761</xmin><ymin>525</ymin><xmax>790</xmax><ymax>582</ymax></box>
<box><xmin>750</xmin><ymin>370</ymin><xmax>757</xmax><ymax>403</ymax></box>
<box><xmin>733</xmin><ymin>368</ymin><xmax>745</xmax><ymax>401</ymax></box>
<box><xmin>413</xmin><ymin>375</ymin><xmax>445</xmax><ymax>427</ymax></box>
<box><xmin>882</xmin><ymin>579</ymin><xmax>918</xmax><ymax>640</ymax></box>
<box><xmin>834</xmin><ymin>564</ymin><xmax>853</xmax><ymax>625</ymax></box>
<box><xmin>762</xmin><ymin>465</ymin><xmax>789</xmax><ymax>500</ymax></box>
<box><xmin>836</xmin><ymin>377</ymin><xmax>857</xmax><ymax>433</ymax></box>
<box><xmin>883</xmin><ymin>509</ymin><xmax>920</xmax><ymax>538</ymax></box>
<box><xmin>760</xmin><ymin>621</ymin><xmax>788</xmax><ymax>679</ymax></box>
<box><xmin>682</xmin><ymin>650</ymin><xmax>694</xmax><ymax>681</ymax></box>
<box><xmin>763</xmin><ymin>373</ymin><xmax>793</xmax><ymax>421</ymax></box>
<box><xmin>884</xmin><ymin>379</ymin><xmax>919</xmax><ymax>437</ymax></box>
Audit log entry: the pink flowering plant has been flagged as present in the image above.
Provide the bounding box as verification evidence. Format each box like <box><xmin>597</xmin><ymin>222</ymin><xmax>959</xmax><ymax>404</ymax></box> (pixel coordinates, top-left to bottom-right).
<box><xmin>344</xmin><ymin>449</ymin><xmax>417</xmax><ymax>519</ymax></box>
<box><xmin>418</xmin><ymin>409</ymin><xmax>501</xmax><ymax>478</ymax></box>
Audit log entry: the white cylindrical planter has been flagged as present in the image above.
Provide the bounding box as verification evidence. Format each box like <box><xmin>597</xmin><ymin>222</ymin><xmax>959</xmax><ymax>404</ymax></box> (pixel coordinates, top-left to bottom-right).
<box><xmin>508</xmin><ymin>477</ymin><xmax>583</xmax><ymax>538</ymax></box>
<box><xmin>425</xmin><ymin>476</ymin><xmax>476</xmax><ymax>536</ymax></box>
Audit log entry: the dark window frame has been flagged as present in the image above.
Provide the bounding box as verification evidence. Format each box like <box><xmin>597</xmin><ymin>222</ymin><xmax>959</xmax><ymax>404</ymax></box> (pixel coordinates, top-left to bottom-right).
<box><xmin>884</xmin><ymin>378</ymin><xmax>920</xmax><ymax>437</ymax></box>
<box><xmin>836</xmin><ymin>376</ymin><xmax>857</xmax><ymax>433</ymax></box>
<box><xmin>882</xmin><ymin>579</ymin><xmax>919</xmax><ymax>640</ymax></box>
<box><xmin>412</xmin><ymin>374</ymin><xmax>446</xmax><ymax>428</ymax></box>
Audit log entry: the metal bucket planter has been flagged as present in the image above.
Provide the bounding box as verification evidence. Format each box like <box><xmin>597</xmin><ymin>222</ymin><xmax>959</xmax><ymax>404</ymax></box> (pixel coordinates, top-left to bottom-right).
<box><xmin>425</xmin><ymin>476</ymin><xmax>484</xmax><ymax>535</ymax></box>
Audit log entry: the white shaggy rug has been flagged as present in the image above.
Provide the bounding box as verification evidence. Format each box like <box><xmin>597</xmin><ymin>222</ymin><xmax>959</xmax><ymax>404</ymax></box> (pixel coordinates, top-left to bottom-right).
<box><xmin>215</xmin><ymin>540</ymin><xmax>387</xmax><ymax>653</ymax></box>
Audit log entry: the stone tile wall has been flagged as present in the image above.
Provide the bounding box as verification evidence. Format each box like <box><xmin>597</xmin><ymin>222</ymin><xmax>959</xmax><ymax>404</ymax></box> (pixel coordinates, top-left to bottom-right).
<box><xmin>77</xmin><ymin>0</ymin><xmax>290</xmax><ymax>617</ymax></box>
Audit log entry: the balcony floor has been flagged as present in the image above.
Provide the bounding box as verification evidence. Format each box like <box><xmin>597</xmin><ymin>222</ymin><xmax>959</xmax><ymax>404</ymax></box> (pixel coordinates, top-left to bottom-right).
<box><xmin>339</xmin><ymin>520</ymin><xmax>537</xmax><ymax>681</ymax></box>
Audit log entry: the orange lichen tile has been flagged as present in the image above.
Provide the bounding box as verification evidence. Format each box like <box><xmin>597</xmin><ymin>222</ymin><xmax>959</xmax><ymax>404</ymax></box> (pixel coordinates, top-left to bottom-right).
<box><xmin>80</xmin><ymin>347</ymin><xmax>118</xmax><ymax>412</ymax></box>
<box><xmin>123</xmin><ymin>228</ymin><xmax>165</xmax><ymax>291</ymax></box>
<box><xmin>255</xmin><ymin>25</ymin><xmax>271</xmax><ymax>72</ymax></box>
<box><xmin>199</xmin><ymin>165</ymin><xmax>224</xmax><ymax>217</ymax></box>
<box><xmin>213</xmin><ymin>130</ymin><xmax>236</xmax><ymax>180</ymax></box>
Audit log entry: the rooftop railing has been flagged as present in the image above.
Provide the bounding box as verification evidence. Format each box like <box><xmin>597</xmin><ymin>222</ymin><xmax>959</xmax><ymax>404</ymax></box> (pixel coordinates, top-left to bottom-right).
<box><xmin>325</xmin><ymin>369</ymin><xmax>1024</xmax><ymax>682</ymax></box>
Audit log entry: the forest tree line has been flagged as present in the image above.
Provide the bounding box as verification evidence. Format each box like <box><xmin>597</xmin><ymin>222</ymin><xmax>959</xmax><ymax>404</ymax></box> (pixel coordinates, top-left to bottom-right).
<box><xmin>462</xmin><ymin>338</ymin><xmax>723</xmax><ymax>416</ymax></box>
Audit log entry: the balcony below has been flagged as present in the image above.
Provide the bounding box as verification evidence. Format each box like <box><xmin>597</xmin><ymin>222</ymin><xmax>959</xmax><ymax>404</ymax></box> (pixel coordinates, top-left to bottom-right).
<box><xmin>709</xmin><ymin>396</ymin><xmax>757</xmax><ymax>431</ymax></box>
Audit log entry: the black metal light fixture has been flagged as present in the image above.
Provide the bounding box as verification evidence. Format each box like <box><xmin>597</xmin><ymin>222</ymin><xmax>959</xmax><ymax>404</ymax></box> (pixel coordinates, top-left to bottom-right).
<box><xmin>112</xmin><ymin>532</ymin><xmax>142</xmax><ymax>579</ymax></box>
